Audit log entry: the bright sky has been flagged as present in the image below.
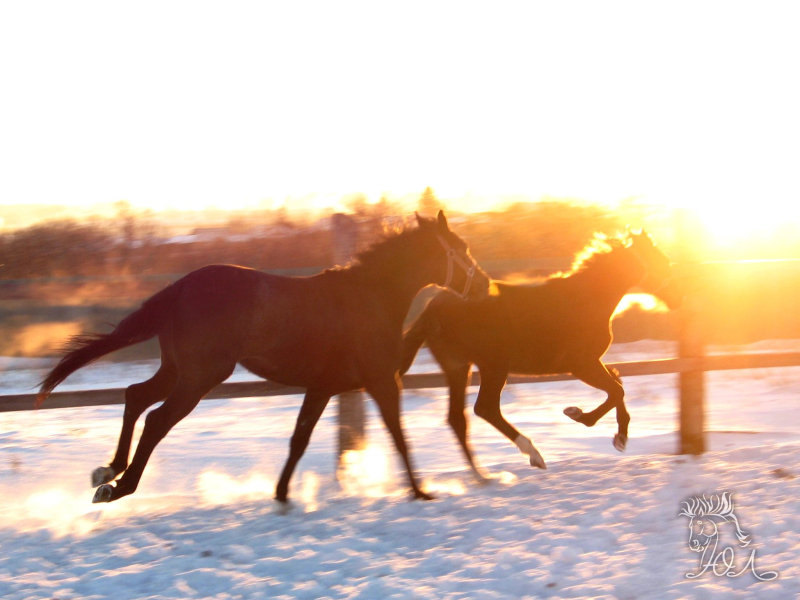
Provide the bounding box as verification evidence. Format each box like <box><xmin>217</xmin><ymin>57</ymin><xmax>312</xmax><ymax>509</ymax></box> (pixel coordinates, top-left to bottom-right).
<box><xmin>1</xmin><ymin>1</ymin><xmax>798</xmax><ymax>233</ymax></box>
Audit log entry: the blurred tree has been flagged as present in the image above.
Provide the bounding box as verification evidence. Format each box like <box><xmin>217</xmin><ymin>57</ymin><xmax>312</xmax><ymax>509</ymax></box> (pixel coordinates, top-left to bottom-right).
<box><xmin>455</xmin><ymin>199</ymin><xmax>624</xmax><ymax>267</ymax></box>
<box><xmin>372</xmin><ymin>196</ymin><xmax>402</xmax><ymax>219</ymax></box>
<box><xmin>0</xmin><ymin>220</ymin><xmax>115</xmax><ymax>278</ymax></box>
<box><xmin>115</xmin><ymin>201</ymin><xmax>135</xmax><ymax>271</ymax></box>
<box><xmin>344</xmin><ymin>194</ymin><xmax>370</xmax><ymax>216</ymax></box>
<box><xmin>417</xmin><ymin>187</ymin><xmax>443</xmax><ymax>216</ymax></box>
<box><xmin>270</xmin><ymin>205</ymin><xmax>292</xmax><ymax>227</ymax></box>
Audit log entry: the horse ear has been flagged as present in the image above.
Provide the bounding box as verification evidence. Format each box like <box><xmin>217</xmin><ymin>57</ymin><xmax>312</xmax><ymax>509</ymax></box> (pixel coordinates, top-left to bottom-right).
<box><xmin>437</xmin><ymin>210</ymin><xmax>449</xmax><ymax>231</ymax></box>
<box><xmin>637</xmin><ymin>229</ymin><xmax>655</xmax><ymax>247</ymax></box>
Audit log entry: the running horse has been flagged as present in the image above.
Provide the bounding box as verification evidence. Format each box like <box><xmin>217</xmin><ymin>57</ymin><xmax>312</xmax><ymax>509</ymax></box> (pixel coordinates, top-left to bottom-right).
<box><xmin>37</xmin><ymin>211</ymin><xmax>490</xmax><ymax>504</ymax></box>
<box><xmin>400</xmin><ymin>231</ymin><xmax>681</xmax><ymax>478</ymax></box>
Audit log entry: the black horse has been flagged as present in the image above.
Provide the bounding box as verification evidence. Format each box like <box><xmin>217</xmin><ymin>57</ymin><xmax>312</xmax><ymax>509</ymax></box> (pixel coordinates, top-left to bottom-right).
<box><xmin>37</xmin><ymin>211</ymin><xmax>490</xmax><ymax>504</ymax></box>
<box><xmin>400</xmin><ymin>231</ymin><xmax>681</xmax><ymax>479</ymax></box>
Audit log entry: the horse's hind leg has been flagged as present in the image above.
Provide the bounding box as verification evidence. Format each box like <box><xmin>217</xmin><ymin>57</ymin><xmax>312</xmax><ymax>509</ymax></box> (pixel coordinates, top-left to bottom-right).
<box><xmin>565</xmin><ymin>361</ymin><xmax>629</xmax><ymax>451</ymax></box>
<box><xmin>275</xmin><ymin>389</ymin><xmax>331</xmax><ymax>504</ymax></box>
<box><xmin>93</xmin><ymin>364</ymin><xmax>233</xmax><ymax>503</ymax></box>
<box><xmin>444</xmin><ymin>362</ymin><xmax>487</xmax><ymax>482</ymax></box>
<box><xmin>93</xmin><ymin>362</ymin><xmax>177</xmax><ymax>488</ymax></box>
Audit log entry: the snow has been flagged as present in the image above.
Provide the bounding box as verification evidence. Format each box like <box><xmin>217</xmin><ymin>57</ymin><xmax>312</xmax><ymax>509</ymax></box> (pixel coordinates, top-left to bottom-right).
<box><xmin>0</xmin><ymin>341</ymin><xmax>798</xmax><ymax>599</ymax></box>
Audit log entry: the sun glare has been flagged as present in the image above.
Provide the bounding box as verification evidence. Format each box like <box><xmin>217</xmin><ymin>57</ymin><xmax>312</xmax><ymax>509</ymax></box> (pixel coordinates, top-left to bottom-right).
<box><xmin>196</xmin><ymin>470</ymin><xmax>274</xmax><ymax>506</ymax></box>
<box><xmin>679</xmin><ymin>198</ymin><xmax>800</xmax><ymax>252</ymax></box>
<box><xmin>613</xmin><ymin>293</ymin><xmax>666</xmax><ymax>318</ymax></box>
<box><xmin>337</xmin><ymin>445</ymin><xmax>396</xmax><ymax>499</ymax></box>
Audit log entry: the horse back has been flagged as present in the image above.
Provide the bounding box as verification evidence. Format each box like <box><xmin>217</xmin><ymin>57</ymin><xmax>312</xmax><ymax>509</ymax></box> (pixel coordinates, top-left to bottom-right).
<box><xmin>425</xmin><ymin>283</ymin><xmax>613</xmax><ymax>375</ymax></box>
<box><xmin>166</xmin><ymin>265</ymin><xmax>396</xmax><ymax>392</ymax></box>
<box><xmin>498</xmin><ymin>281</ymin><xmax>613</xmax><ymax>372</ymax></box>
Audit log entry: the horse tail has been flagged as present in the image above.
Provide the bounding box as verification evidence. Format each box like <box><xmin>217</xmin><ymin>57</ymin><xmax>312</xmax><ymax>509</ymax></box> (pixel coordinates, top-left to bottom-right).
<box><xmin>36</xmin><ymin>283</ymin><xmax>179</xmax><ymax>407</ymax></box>
<box><xmin>399</xmin><ymin>307</ymin><xmax>436</xmax><ymax>376</ymax></box>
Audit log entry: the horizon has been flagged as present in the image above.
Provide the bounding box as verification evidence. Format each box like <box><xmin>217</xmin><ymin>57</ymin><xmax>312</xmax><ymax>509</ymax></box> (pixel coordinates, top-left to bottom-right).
<box><xmin>1</xmin><ymin>192</ymin><xmax>797</xmax><ymax>260</ymax></box>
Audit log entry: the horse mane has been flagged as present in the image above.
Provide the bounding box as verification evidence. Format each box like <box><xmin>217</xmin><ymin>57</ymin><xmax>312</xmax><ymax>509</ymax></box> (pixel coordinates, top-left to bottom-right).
<box><xmin>493</xmin><ymin>233</ymin><xmax>628</xmax><ymax>294</ymax></box>
<box><xmin>346</xmin><ymin>220</ymin><xmax>425</xmax><ymax>275</ymax></box>
<box><xmin>561</xmin><ymin>233</ymin><xmax>627</xmax><ymax>278</ymax></box>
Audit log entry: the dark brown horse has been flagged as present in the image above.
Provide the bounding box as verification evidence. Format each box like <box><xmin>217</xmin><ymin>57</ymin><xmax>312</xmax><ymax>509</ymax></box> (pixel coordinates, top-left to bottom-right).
<box><xmin>37</xmin><ymin>211</ymin><xmax>490</xmax><ymax>504</ymax></box>
<box><xmin>400</xmin><ymin>231</ymin><xmax>681</xmax><ymax>479</ymax></box>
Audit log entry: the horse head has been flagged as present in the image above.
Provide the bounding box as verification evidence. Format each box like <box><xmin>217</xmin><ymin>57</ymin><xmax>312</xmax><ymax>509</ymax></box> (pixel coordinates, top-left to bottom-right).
<box><xmin>627</xmin><ymin>231</ymin><xmax>683</xmax><ymax>309</ymax></box>
<box><xmin>417</xmin><ymin>210</ymin><xmax>490</xmax><ymax>300</ymax></box>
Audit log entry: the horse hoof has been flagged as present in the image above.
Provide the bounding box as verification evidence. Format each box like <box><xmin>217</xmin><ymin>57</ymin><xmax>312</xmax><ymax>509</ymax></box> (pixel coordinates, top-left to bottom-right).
<box><xmin>529</xmin><ymin>450</ymin><xmax>547</xmax><ymax>470</ymax></box>
<box><xmin>414</xmin><ymin>490</ymin><xmax>435</xmax><ymax>501</ymax></box>
<box><xmin>91</xmin><ymin>466</ymin><xmax>116</xmax><ymax>488</ymax></box>
<box><xmin>92</xmin><ymin>484</ymin><xmax>114</xmax><ymax>503</ymax></box>
<box><xmin>274</xmin><ymin>499</ymin><xmax>293</xmax><ymax>515</ymax></box>
<box><xmin>471</xmin><ymin>468</ymin><xmax>492</xmax><ymax>485</ymax></box>
<box><xmin>564</xmin><ymin>407</ymin><xmax>584</xmax><ymax>422</ymax></box>
<box><xmin>613</xmin><ymin>434</ymin><xmax>627</xmax><ymax>452</ymax></box>
<box><xmin>515</xmin><ymin>435</ymin><xmax>547</xmax><ymax>470</ymax></box>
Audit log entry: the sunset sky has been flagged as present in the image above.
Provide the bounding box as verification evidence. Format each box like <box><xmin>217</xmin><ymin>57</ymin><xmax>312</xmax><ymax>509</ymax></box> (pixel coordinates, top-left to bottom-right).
<box><xmin>1</xmin><ymin>1</ymin><xmax>798</xmax><ymax>239</ymax></box>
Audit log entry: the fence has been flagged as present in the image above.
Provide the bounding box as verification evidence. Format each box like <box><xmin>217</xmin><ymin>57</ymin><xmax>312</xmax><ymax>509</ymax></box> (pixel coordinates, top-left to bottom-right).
<box><xmin>3</xmin><ymin>349</ymin><xmax>799</xmax><ymax>413</ymax></box>
<box><xmin>2</xmin><ymin>349</ymin><xmax>799</xmax><ymax>448</ymax></box>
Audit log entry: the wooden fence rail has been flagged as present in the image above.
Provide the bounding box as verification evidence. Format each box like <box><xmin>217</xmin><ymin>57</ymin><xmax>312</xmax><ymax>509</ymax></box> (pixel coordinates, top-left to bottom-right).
<box><xmin>3</xmin><ymin>351</ymin><xmax>798</xmax><ymax>414</ymax></box>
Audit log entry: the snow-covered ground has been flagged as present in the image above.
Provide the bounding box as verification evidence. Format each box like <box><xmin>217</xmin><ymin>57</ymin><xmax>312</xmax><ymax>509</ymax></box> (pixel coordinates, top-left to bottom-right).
<box><xmin>0</xmin><ymin>341</ymin><xmax>798</xmax><ymax>599</ymax></box>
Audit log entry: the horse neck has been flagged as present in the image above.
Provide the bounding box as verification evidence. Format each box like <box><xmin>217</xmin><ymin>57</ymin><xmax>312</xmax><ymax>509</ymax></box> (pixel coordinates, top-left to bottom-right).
<box><xmin>354</xmin><ymin>245</ymin><xmax>437</xmax><ymax>321</ymax></box>
<box><xmin>571</xmin><ymin>249</ymin><xmax>643</xmax><ymax>316</ymax></box>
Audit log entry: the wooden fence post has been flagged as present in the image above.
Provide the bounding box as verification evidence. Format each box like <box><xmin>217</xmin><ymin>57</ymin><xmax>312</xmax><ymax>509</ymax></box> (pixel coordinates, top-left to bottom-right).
<box><xmin>675</xmin><ymin>210</ymin><xmax>707</xmax><ymax>454</ymax></box>
<box><xmin>678</xmin><ymin>283</ymin><xmax>706</xmax><ymax>454</ymax></box>
<box><xmin>331</xmin><ymin>214</ymin><xmax>366</xmax><ymax>464</ymax></box>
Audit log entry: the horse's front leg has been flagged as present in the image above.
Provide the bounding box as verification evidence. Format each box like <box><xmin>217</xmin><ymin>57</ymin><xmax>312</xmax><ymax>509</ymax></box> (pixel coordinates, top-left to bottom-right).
<box><xmin>275</xmin><ymin>390</ymin><xmax>331</xmax><ymax>505</ymax></box>
<box><xmin>473</xmin><ymin>366</ymin><xmax>546</xmax><ymax>469</ymax></box>
<box><xmin>444</xmin><ymin>362</ymin><xmax>490</xmax><ymax>483</ymax></box>
<box><xmin>365</xmin><ymin>375</ymin><xmax>432</xmax><ymax>500</ymax></box>
<box><xmin>565</xmin><ymin>361</ymin><xmax>629</xmax><ymax>451</ymax></box>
